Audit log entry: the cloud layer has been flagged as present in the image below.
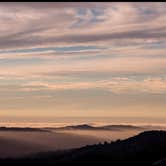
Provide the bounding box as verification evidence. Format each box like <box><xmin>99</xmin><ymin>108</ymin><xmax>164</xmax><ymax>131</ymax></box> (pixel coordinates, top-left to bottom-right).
<box><xmin>0</xmin><ymin>2</ymin><xmax>166</xmax><ymax>117</ymax></box>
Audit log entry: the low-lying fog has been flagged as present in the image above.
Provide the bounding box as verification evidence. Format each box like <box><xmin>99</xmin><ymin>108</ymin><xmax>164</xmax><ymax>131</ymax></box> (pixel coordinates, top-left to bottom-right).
<box><xmin>0</xmin><ymin>125</ymin><xmax>165</xmax><ymax>158</ymax></box>
<box><xmin>55</xmin><ymin>129</ymin><xmax>142</xmax><ymax>141</ymax></box>
<box><xmin>0</xmin><ymin>130</ymin><xmax>101</xmax><ymax>158</ymax></box>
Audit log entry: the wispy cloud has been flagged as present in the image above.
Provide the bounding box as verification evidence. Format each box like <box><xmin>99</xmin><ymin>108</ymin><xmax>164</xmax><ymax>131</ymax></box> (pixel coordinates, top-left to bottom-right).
<box><xmin>0</xmin><ymin>3</ymin><xmax>166</xmax><ymax>49</ymax></box>
<box><xmin>20</xmin><ymin>77</ymin><xmax>166</xmax><ymax>94</ymax></box>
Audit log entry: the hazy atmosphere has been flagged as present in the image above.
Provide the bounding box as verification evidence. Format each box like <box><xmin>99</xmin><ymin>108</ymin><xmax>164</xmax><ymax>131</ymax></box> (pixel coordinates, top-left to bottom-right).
<box><xmin>0</xmin><ymin>3</ymin><xmax>166</xmax><ymax>165</ymax></box>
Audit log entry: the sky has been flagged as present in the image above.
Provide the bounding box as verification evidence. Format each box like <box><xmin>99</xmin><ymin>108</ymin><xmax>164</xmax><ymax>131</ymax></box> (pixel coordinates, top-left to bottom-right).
<box><xmin>0</xmin><ymin>2</ymin><xmax>166</xmax><ymax>121</ymax></box>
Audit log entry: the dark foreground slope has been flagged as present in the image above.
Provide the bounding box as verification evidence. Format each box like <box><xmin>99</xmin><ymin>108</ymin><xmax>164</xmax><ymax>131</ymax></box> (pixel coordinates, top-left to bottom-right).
<box><xmin>1</xmin><ymin>130</ymin><xmax>166</xmax><ymax>166</ymax></box>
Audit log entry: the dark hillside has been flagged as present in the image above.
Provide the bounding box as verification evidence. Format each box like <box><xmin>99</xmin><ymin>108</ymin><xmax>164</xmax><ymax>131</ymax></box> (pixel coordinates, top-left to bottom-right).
<box><xmin>1</xmin><ymin>130</ymin><xmax>166</xmax><ymax>166</ymax></box>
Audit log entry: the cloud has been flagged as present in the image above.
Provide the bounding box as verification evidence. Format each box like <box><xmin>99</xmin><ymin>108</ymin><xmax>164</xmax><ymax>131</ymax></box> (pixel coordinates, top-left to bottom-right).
<box><xmin>107</xmin><ymin>77</ymin><xmax>166</xmax><ymax>94</ymax></box>
<box><xmin>0</xmin><ymin>55</ymin><xmax>165</xmax><ymax>80</ymax></box>
<box><xmin>0</xmin><ymin>2</ymin><xmax>166</xmax><ymax>50</ymax></box>
<box><xmin>20</xmin><ymin>77</ymin><xmax>166</xmax><ymax>94</ymax></box>
<box><xmin>0</xmin><ymin>2</ymin><xmax>166</xmax><ymax>117</ymax></box>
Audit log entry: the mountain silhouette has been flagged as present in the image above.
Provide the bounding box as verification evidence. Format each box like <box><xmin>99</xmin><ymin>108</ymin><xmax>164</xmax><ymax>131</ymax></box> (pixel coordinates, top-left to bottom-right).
<box><xmin>53</xmin><ymin>124</ymin><xmax>144</xmax><ymax>131</ymax></box>
<box><xmin>57</xmin><ymin>124</ymin><xmax>95</xmax><ymax>130</ymax></box>
<box><xmin>0</xmin><ymin>130</ymin><xmax>166</xmax><ymax>166</ymax></box>
<box><xmin>101</xmin><ymin>124</ymin><xmax>144</xmax><ymax>130</ymax></box>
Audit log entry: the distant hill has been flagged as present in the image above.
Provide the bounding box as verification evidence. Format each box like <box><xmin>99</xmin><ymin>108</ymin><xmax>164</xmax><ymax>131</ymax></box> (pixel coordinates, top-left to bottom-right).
<box><xmin>52</xmin><ymin>124</ymin><xmax>145</xmax><ymax>131</ymax></box>
<box><xmin>1</xmin><ymin>130</ymin><xmax>166</xmax><ymax>166</ymax></box>
<box><xmin>101</xmin><ymin>124</ymin><xmax>144</xmax><ymax>130</ymax></box>
<box><xmin>0</xmin><ymin>127</ymin><xmax>49</xmax><ymax>132</ymax></box>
